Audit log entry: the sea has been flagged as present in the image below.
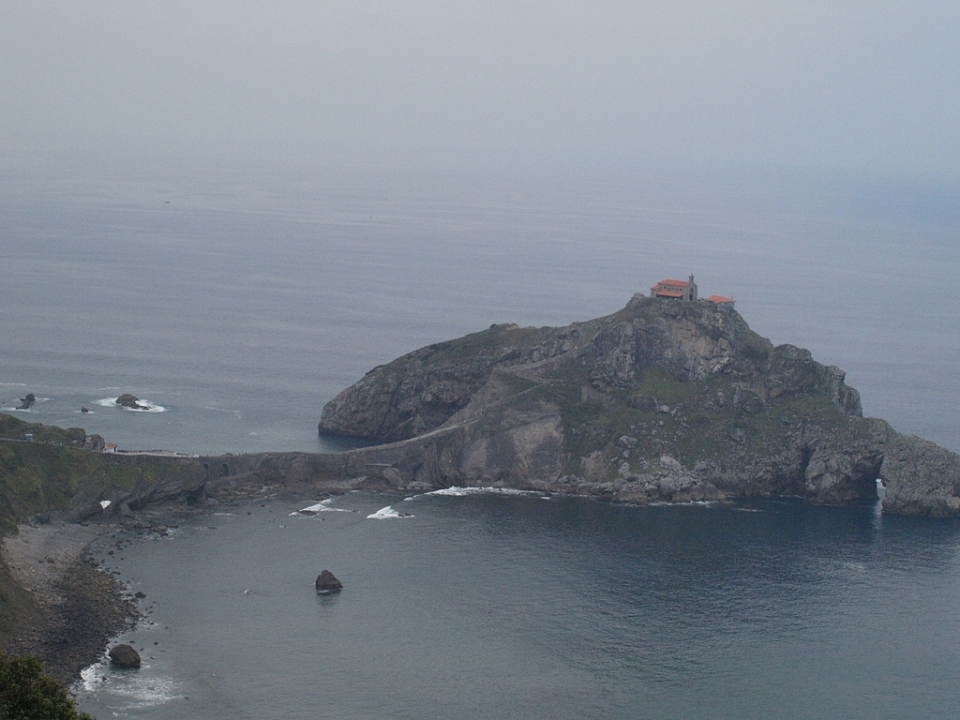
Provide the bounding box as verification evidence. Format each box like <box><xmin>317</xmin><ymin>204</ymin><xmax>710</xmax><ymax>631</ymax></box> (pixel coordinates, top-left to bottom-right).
<box><xmin>2</xmin><ymin>151</ymin><xmax>960</xmax><ymax>718</ymax></box>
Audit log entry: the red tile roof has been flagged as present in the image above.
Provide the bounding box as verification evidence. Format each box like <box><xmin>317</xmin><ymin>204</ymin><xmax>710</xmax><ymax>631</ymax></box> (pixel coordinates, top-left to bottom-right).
<box><xmin>654</xmin><ymin>290</ymin><xmax>684</xmax><ymax>298</ymax></box>
<box><xmin>706</xmin><ymin>295</ymin><xmax>734</xmax><ymax>303</ymax></box>
<box><xmin>656</xmin><ymin>279</ymin><xmax>690</xmax><ymax>287</ymax></box>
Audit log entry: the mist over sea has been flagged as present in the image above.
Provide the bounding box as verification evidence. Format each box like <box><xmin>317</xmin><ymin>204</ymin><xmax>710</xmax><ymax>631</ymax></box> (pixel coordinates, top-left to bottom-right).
<box><xmin>3</xmin><ymin>154</ymin><xmax>960</xmax><ymax>718</ymax></box>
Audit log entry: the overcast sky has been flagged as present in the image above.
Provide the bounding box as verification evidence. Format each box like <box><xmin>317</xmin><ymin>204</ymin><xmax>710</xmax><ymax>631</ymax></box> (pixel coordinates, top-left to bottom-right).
<box><xmin>2</xmin><ymin>1</ymin><xmax>958</xmax><ymax>178</ymax></box>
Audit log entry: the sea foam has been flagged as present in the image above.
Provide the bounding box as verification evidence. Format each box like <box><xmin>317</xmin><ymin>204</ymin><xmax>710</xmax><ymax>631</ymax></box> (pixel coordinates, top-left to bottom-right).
<box><xmin>96</xmin><ymin>397</ymin><xmax>166</xmax><ymax>413</ymax></box>
<box><xmin>421</xmin><ymin>486</ymin><xmax>543</xmax><ymax>498</ymax></box>
<box><xmin>80</xmin><ymin>660</ymin><xmax>181</xmax><ymax>709</ymax></box>
<box><xmin>292</xmin><ymin>498</ymin><xmax>354</xmax><ymax>516</ymax></box>
<box><xmin>367</xmin><ymin>506</ymin><xmax>411</xmax><ymax>520</ymax></box>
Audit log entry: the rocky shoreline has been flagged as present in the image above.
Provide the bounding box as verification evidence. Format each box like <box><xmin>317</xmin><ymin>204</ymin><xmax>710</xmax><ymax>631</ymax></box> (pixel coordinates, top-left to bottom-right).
<box><xmin>2</xmin><ymin>522</ymin><xmax>138</xmax><ymax>685</ymax></box>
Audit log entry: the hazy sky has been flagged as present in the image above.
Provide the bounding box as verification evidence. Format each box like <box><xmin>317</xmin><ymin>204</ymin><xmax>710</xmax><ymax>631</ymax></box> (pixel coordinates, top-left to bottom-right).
<box><xmin>2</xmin><ymin>1</ymin><xmax>958</xmax><ymax>178</ymax></box>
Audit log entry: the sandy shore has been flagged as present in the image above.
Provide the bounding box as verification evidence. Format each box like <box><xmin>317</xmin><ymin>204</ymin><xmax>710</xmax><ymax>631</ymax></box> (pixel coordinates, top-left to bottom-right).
<box><xmin>2</xmin><ymin>522</ymin><xmax>138</xmax><ymax>684</ymax></box>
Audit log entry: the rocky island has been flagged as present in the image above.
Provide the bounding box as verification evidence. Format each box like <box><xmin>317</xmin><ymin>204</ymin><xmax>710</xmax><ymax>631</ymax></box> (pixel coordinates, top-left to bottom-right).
<box><xmin>319</xmin><ymin>293</ymin><xmax>960</xmax><ymax>517</ymax></box>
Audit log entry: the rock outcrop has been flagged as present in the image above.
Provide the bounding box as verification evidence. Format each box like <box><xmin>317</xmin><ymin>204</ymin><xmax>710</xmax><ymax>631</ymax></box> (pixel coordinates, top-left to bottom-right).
<box><xmin>108</xmin><ymin>644</ymin><xmax>140</xmax><ymax>669</ymax></box>
<box><xmin>318</xmin><ymin>295</ymin><xmax>960</xmax><ymax>516</ymax></box>
<box><xmin>879</xmin><ymin>433</ymin><xmax>960</xmax><ymax>517</ymax></box>
<box><xmin>315</xmin><ymin>570</ymin><xmax>343</xmax><ymax>593</ymax></box>
<box><xmin>116</xmin><ymin>394</ymin><xmax>148</xmax><ymax>410</ymax></box>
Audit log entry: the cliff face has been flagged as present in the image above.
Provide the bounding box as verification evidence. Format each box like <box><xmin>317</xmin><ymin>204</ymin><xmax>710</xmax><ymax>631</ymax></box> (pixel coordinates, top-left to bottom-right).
<box><xmin>319</xmin><ymin>295</ymin><xmax>960</xmax><ymax>516</ymax></box>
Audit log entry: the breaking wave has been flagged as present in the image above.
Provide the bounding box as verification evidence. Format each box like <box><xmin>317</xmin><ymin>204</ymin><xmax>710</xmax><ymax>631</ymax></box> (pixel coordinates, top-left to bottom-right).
<box><xmin>79</xmin><ymin>659</ymin><xmax>180</xmax><ymax>709</ymax></box>
<box><xmin>419</xmin><ymin>486</ymin><xmax>544</xmax><ymax>498</ymax></box>
<box><xmin>367</xmin><ymin>505</ymin><xmax>412</xmax><ymax>520</ymax></box>
<box><xmin>97</xmin><ymin>397</ymin><xmax>166</xmax><ymax>413</ymax></box>
<box><xmin>292</xmin><ymin>499</ymin><xmax>355</xmax><ymax>516</ymax></box>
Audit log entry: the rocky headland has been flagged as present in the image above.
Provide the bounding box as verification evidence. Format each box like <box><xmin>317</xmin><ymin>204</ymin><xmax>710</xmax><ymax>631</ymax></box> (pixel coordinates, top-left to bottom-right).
<box><xmin>318</xmin><ymin>294</ymin><xmax>960</xmax><ymax>516</ymax></box>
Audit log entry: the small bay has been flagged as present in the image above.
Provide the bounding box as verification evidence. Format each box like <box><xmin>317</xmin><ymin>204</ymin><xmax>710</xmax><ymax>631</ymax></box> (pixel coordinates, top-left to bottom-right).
<box><xmin>78</xmin><ymin>492</ymin><xmax>960</xmax><ymax>720</ymax></box>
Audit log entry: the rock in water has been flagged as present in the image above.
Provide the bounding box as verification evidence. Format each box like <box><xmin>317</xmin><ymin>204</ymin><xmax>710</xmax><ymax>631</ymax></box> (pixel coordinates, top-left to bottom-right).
<box><xmin>17</xmin><ymin>393</ymin><xmax>35</xmax><ymax>410</ymax></box>
<box><xmin>116</xmin><ymin>394</ymin><xmax>148</xmax><ymax>410</ymax></box>
<box><xmin>315</xmin><ymin>570</ymin><xmax>343</xmax><ymax>593</ymax></box>
<box><xmin>109</xmin><ymin>644</ymin><xmax>141</xmax><ymax>669</ymax></box>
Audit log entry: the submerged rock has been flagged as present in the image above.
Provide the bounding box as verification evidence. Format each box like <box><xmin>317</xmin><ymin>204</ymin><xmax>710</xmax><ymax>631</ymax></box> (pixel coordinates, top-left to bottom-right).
<box><xmin>315</xmin><ymin>570</ymin><xmax>343</xmax><ymax>593</ymax></box>
<box><xmin>109</xmin><ymin>644</ymin><xmax>141</xmax><ymax>669</ymax></box>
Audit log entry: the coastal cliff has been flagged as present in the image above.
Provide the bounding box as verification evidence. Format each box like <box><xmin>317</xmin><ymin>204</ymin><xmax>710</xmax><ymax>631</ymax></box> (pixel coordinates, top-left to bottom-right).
<box><xmin>319</xmin><ymin>294</ymin><xmax>960</xmax><ymax>516</ymax></box>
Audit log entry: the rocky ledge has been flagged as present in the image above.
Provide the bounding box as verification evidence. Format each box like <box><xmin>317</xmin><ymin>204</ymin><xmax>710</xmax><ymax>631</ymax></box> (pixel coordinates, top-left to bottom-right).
<box><xmin>319</xmin><ymin>294</ymin><xmax>960</xmax><ymax>517</ymax></box>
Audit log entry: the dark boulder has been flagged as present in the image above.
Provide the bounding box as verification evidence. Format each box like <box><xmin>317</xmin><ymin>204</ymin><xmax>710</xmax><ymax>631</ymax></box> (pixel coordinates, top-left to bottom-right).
<box><xmin>315</xmin><ymin>570</ymin><xmax>343</xmax><ymax>593</ymax></box>
<box><xmin>116</xmin><ymin>394</ymin><xmax>148</xmax><ymax>410</ymax></box>
<box><xmin>109</xmin><ymin>644</ymin><xmax>141</xmax><ymax>669</ymax></box>
<box><xmin>17</xmin><ymin>393</ymin><xmax>36</xmax><ymax>410</ymax></box>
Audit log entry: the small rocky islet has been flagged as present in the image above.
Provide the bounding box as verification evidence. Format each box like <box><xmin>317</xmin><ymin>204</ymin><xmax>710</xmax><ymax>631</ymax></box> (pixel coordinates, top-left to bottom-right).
<box><xmin>315</xmin><ymin>570</ymin><xmax>343</xmax><ymax>593</ymax></box>
<box><xmin>115</xmin><ymin>394</ymin><xmax>150</xmax><ymax>411</ymax></box>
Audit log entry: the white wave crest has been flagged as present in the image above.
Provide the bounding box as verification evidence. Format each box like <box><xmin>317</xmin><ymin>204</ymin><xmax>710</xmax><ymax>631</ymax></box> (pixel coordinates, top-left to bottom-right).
<box><xmin>423</xmin><ymin>486</ymin><xmax>543</xmax><ymax>498</ymax></box>
<box><xmin>97</xmin><ymin>397</ymin><xmax>166</xmax><ymax>413</ymax></box>
<box><xmin>79</xmin><ymin>660</ymin><xmax>181</xmax><ymax>708</ymax></box>
<box><xmin>366</xmin><ymin>505</ymin><xmax>412</xmax><ymax>520</ymax></box>
<box><xmin>648</xmin><ymin>500</ymin><xmax>721</xmax><ymax>507</ymax></box>
<box><xmin>291</xmin><ymin>498</ymin><xmax>354</xmax><ymax>516</ymax></box>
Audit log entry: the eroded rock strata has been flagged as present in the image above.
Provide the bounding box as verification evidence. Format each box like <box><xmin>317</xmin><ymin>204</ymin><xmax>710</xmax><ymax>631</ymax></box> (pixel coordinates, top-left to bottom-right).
<box><xmin>319</xmin><ymin>294</ymin><xmax>960</xmax><ymax>516</ymax></box>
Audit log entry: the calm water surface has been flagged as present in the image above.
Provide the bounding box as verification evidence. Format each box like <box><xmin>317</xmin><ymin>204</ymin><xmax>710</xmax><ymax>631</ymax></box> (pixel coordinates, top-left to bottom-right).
<box><xmin>77</xmin><ymin>492</ymin><xmax>960</xmax><ymax>720</ymax></box>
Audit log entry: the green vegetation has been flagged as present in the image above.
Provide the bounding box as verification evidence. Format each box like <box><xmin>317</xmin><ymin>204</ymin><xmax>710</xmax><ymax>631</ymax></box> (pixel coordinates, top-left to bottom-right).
<box><xmin>494</xmin><ymin>370</ymin><xmax>538</xmax><ymax>396</ymax></box>
<box><xmin>536</xmin><ymin>361</ymin><xmax>862</xmax><ymax>479</ymax></box>
<box><xmin>739</xmin><ymin>331</ymin><xmax>772</xmax><ymax>365</ymax></box>
<box><xmin>0</xmin><ymin>414</ymin><xmax>205</xmax><ymax>533</ymax></box>
<box><xmin>0</xmin><ymin>443</ymin><xmax>99</xmax><ymax>533</ymax></box>
<box><xmin>412</xmin><ymin>323</ymin><xmax>553</xmax><ymax>366</ymax></box>
<box><xmin>0</xmin><ymin>415</ymin><xmax>87</xmax><ymax>447</ymax></box>
<box><xmin>0</xmin><ymin>652</ymin><xmax>95</xmax><ymax>720</ymax></box>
